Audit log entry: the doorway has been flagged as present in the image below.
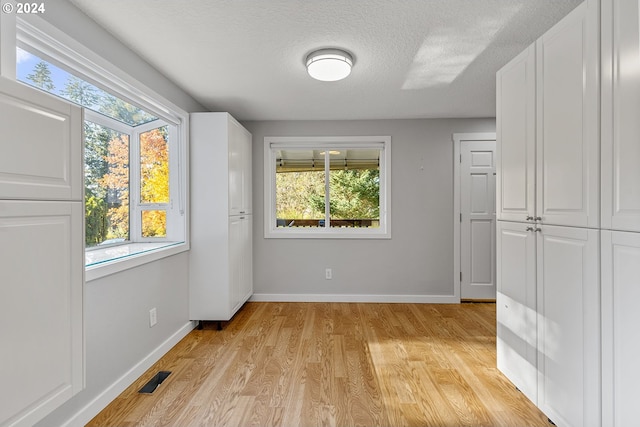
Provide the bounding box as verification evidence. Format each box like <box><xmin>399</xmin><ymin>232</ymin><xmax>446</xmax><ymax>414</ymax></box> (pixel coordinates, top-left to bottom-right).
<box><xmin>453</xmin><ymin>133</ymin><xmax>496</xmax><ymax>301</ymax></box>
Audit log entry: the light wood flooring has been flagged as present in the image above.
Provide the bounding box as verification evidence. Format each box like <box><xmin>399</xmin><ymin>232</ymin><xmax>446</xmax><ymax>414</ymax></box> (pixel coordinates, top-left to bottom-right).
<box><xmin>87</xmin><ymin>302</ymin><xmax>550</xmax><ymax>427</ymax></box>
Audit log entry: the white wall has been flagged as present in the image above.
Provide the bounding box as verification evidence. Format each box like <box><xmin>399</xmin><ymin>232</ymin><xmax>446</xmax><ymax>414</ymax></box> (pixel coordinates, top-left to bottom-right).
<box><xmin>244</xmin><ymin>118</ymin><xmax>496</xmax><ymax>301</ymax></box>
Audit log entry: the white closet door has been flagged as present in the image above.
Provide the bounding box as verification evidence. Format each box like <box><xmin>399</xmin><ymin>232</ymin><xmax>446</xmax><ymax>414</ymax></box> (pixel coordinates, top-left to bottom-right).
<box><xmin>0</xmin><ymin>76</ymin><xmax>82</xmax><ymax>201</ymax></box>
<box><xmin>496</xmin><ymin>45</ymin><xmax>536</xmax><ymax>223</ymax></box>
<box><xmin>601</xmin><ymin>230</ymin><xmax>640</xmax><ymax>427</ymax></box>
<box><xmin>0</xmin><ymin>201</ymin><xmax>83</xmax><ymax>427</ymax></box>
<box><xmin>601</xmin><ymin>0</ymin><xmax>640</xmax><ymax>232</ymax></box>
<box><xmin>496</xmin><ymin>221</ymin><xmax>537</xmax><ymax>404</ymax></box>
<box><xmin>460</xmin><ymin>141</ymin><xmax>496</xmax><ymax>300</ymax></box>
<box><xmin>536</xmin><ymin>2</ymin><xmax>599</xmax><ymax>228</ymax></box>
<box><xmin>536</xmin><ymin>224</ymin><xmax>600</xmax><ymax>427</ymax></box>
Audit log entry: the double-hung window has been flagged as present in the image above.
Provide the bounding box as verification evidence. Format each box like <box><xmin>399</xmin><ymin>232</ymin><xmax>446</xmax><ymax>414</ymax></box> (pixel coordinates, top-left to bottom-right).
<box><xmin>11</xmin><ymin>19</ymin><xmax>188</xmax><ymax>276</ymax></box>
<box><xmin>264</xmin><ymin>136</ymin><xmax>391</xmax><ymax>238</ymax></box>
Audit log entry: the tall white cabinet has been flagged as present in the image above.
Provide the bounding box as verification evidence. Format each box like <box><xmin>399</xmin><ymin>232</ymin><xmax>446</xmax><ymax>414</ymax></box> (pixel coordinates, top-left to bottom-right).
<box><xmin>601</xmin><ymin>0</ymin><xmax>640</xmax><ymax>425</ymax></box>
<box><xmin>496</xmin><ymin>2</ymin><xmax>601</xmax><ymax>426</ymax></box>
<box><xmin>189</xmin><ymin>112</ymin><xmax>253</xmax><ymax>324</ymax></box>
<box><xmin>0</xmin><ymin>77</ymin><xmax>84</xmax><ymax>427</ymax></box>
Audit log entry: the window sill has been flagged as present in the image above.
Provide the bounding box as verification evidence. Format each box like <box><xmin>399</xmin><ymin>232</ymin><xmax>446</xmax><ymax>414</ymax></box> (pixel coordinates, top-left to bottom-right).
<box><xmin>264</xmin><ymin>229</ymin><xmax>391</xmax><ymax>239</ymax></box>
<box><xmin>85</xmin><ymin>241</ymin><xmax>187</xmax><ymax>282</ymax></box>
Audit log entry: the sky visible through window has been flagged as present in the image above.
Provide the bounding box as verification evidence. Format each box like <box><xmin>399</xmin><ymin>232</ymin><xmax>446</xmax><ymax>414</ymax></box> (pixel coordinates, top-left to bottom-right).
<box><xmin>16</xmin><ymin>47</ymin><xmax>158</xmax><ymax>126</ymax></box>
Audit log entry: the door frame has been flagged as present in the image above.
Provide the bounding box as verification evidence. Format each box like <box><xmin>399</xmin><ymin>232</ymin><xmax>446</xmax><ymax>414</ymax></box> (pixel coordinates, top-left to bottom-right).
<box><xmin>452</xmin><ymin>132</ymin><xmax>496</xmax><ymax>302</ymax></box>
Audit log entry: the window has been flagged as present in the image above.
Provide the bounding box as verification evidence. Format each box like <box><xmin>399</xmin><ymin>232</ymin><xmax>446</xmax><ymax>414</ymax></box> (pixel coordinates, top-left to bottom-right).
<box><xmin>264</xmin><ymin>136</ymin><xmax>391</xmax><ymax>238</ymax></box>
<box><xmin>11</xmin><ymin>20</ymin><xmax>188</xmax><ymax>275</ymax></box>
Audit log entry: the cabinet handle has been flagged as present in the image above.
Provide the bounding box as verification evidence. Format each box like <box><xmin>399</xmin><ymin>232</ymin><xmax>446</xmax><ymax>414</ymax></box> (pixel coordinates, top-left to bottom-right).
<box><xmin>526</xmin><ymin>226</ymin><xmax>534</xmax><ymax>232</ymax></box>
<box><xmin>526</xmin><ymin>216</ymin><xmax>534</xmax><ymax>221</ymax></box>
<box><xmin>534</xmin><ymin>228</ymin><xmax>541</xmax><ymax>232</ymax></box>
<box><xmin>534</xmin><ymin>216</ymin><xmax>542</xmax><ymax>222</ymax></box>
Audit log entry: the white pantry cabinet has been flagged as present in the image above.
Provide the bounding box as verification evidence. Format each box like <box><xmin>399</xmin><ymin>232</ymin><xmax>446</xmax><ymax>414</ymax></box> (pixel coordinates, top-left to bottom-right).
<box><xmin>535</xmin><ymin>4</ymin><xmax>600</xmax><ymax>229</ymax></box>
<box><xmin>600</xmin><ymin>2</ymin><xmax>640</xmax><ymax>425</ymax></box>
<box><xmin>0</xmin><ymin>76</ymin><xmax>82</xmax><ymax>201</ymax></box>
<box><xmin>496</xmin><ymin>45</ymin><xmax>536</xmax><ymax>223</ymax></box>
<box><xmin>601</xmin><ymin>231</ymin><xmax>640</xmax><ymax>427</ymax></box>
<box><xmin>601</xmin><ymin>0</ymin><xmax>640</xmax><ymax>232</ymax></box>
<box><xmin>0</xmin><ymin>77</ymin><xmax>84</xmax><ymax>427</ymax></box>
<box><xmin>496</xmin><ymin>1</ymin><xmax>599</xmax><ymax>228</ymax></box>
<box><xmin>189</xmin><ymin>112</ymin><xmax>253</xmax><ymax>323</ymax></box>
<box><xmin>496</xmin><ymin>221</ymin><xmax>537</xmax><ymax>404</ymax></box>
<box><xmin>536</xmin><ymin>225</ymin><xmax>600</xmax><ymax>427</ymax></box>
<box><xmin>496</xmin><ymin>2</ymin><xmax>601</xmax><ymax>426</ymax></box>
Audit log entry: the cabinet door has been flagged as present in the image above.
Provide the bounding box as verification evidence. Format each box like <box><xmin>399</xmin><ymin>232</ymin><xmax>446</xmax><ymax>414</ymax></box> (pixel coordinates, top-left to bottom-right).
<box><xmin>0</xmin><ymin>76</ymin><xmax>82</xmax><ymax>201</ymax></box>
<box><xmin>496</xmin><ymin>221</ymin><xmax>537</xmax><ymax>404</ymax></box>
<box><xmin>0</xmin><ymin>201</ymin><xmax>84</xmax><ymax>427</ymax></box>
<box><xmin>229</xmin><ymin>216</ymin><xmax>243</xmax><ymax>313</ymax></box>
<box><xmin>228</xmin><ymin>117</ymin><xmax>252</xmax><ymax>216</ymax></box>
<box><xmin>536</xmin><ymin>2</ymin><xmax>599</xmax><ymax>228</ymax></box>
<box><xmin>496</xmin><ymin>46</ymin><xmax>536</xmax><ymax>222</ymax></box>
<box><xmin>536</xmin><ymin>225</ymin><xmax>600</xmax><ymax>427</ymax></box>
<box><xmin>240</xmin><ymin>215</ymin><xmax>253</xmax><ymax>303</ymax></box>
<box><xmin>601</xmin><ymin>0</ymin><xmax>640</xmax><ymax>232</ymax></box>
<box><xmin>601</xmin><ymin>230</ymin><xmax>640</xmax><ymax>427</ymax></box>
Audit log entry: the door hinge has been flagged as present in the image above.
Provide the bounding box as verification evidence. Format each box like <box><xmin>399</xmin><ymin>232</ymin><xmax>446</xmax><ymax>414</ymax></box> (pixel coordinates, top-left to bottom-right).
<box><xmin>460</xmin><ymin>154</ymin><xmax>462</xmax><ymax>163</ymax></box>
<box><xmin>460</xmin><ymin>213</ymin><xmax>462</xmax><ymax>222</ymax></box>
<box><xmin>460</xmin><ymin>271</ymin><xmax>462</xmax><ymax>281</ymax></box>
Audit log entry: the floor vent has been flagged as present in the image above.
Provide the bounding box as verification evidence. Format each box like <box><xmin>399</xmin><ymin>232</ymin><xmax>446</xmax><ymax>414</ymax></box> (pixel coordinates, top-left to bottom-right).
<box><xmin>138</xmin><ymin>371</ymin><xmax>171</xmax><ymax>394</ymax></box>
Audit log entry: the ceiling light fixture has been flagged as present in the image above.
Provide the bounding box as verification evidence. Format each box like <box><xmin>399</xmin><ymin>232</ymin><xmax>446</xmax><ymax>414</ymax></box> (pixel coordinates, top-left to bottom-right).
<box><xmin>306</xmin><ymin>48</ymin><xmax>353</xmax><ymax>82</ymax></box>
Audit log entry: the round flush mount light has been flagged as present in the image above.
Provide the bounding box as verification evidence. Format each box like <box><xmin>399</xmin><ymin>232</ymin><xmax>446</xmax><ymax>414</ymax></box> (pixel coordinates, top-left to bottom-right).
<box><xmin>306</xmin><ymin>48</ymin><xmax>354</xmax><ymax>82</ymax></box>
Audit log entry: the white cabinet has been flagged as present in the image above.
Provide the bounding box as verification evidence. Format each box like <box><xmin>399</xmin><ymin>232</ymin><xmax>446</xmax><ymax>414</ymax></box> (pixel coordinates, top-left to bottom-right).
<box><xmin>536</xmin><ymin>4</ymin><xmax>600</xmax><ymax>228</ymax></box>
<box><xmin>600</xmin><ymin>1</ymin><xmax>640</xmax><ymax>425</ymax></box>
<box><xmin>189</xmin><ymin>112</ymin><xmax>253</xmax><ymax>322</ymax></box>
<box><xmin>601</xmin><ymin>0</ymin><xmax>640</xmax><ymax>232</ymax></box>
<box><xmin>229</xmin><ymin>215</ymin><xmax>252</xmax><ymax>314</ymax></box>
<box><xmin>0</xmin><ymin>77</ymin><xmax>84</xmax><ymax>427</ymax></box>
<box><xmin>0</xmin><ymin>77</ymin><xmax>82</xmax><ymax>201</ymax></box>
<box><xmin>228</xmin><ymin>117</ymin><xmax>252</xmax><ymax>216</ymax></box>
<box><xmin>496</xmin><ymin>2</ymin><xmax>601</xmax><ymax>426</ymax></box>
<box><xmin>497</xmin><ymin>2</ymin><xmax>599</xmax><ymax>228</ymax></box>
<box><xmin>536</xmin><ymin>225</ymin><xmax>600</xmax><ymax>427</ymax></box>
<box><xmin>496</xmin><ymin>221</ymin><xmax>537</xmax><ymax>404</ymax></box>
<box><xmin>601</xmin><ymin>231</ymin><xmax>640</xmax><ymax>427</ymax></box>
<box><xmin>496</xmin><ymin>46</ymin><xmax>536</xmax><ymax>222</ymax></box>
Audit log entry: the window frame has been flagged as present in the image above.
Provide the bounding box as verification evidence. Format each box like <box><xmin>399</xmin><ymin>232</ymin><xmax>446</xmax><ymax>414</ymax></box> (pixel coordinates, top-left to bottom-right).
<box><xmin>4</xmin><ymin>16</ymin><xmax>189</xmax><ymax>280</ymax></box>
<box><xmin>264</xmin><ymin>136</ymin><xmax>391</xmax><ymax>239</ymax></box>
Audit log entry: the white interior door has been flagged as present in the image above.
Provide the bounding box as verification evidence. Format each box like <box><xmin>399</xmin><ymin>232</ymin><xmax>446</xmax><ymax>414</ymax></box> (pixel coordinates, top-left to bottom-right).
<box><xmin>460</xmin><ymin>140</ymin><xmax>496</xmax><ymax>300</ymax></box>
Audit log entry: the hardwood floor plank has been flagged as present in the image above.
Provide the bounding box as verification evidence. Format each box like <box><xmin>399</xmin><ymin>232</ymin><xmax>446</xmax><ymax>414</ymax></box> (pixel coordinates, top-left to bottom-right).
<box><xmin>87</xmin><ymin>302</ymin><xmax>550</xmax><ymax>427</ymax></box>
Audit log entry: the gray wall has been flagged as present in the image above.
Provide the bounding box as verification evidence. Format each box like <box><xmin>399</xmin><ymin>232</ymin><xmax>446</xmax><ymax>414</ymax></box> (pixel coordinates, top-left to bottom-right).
<box><xmin>244</xmin><ymin>118</ymin><xmax>496</xmax><ymax>300</ymax></box>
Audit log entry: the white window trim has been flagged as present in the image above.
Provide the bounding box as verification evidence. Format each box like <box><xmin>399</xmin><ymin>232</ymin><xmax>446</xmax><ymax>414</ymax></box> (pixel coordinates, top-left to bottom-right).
<box><xmin>264</xmin><ymin>136</ymin><xmax>391</xmax><ymax>239</ymax></box>
<box><xmin>5</xmin><ymin>15</ymin><xmax>190</xmax><ymax>280</ymax></box>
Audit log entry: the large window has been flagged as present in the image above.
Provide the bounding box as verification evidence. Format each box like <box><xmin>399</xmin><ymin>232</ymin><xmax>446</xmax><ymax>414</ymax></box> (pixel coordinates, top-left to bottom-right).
<box><xmin>12</xmin><ymin>21</ymin><xmax>187</xmax><ymax>273</ymax></box>
<box><xmin>264</xmin><ymin>136</ymin><xmax>391</xmax><ymax>238</ymax></box>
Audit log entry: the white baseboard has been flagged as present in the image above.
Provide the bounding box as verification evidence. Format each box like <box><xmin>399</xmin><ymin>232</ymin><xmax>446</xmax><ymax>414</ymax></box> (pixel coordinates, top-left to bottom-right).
<box><xmin>250</xmin><ymin>293</ymin><xmax>460</xmax><ymax>303</ymax></box>
<box><xmin>60</xmin><ymin>321</ymin><xmax>197</xmax><ymax>427</ymax></box>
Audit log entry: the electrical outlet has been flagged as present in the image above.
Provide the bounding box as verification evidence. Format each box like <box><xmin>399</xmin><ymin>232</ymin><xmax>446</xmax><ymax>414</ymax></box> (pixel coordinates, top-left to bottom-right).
<box><xmin>149</xmin><ymin>307</ymin><xmax>157</xmax><ymax>327</ymax></box>
<box><xmin>325</xmin><ymin>268</ymin><xmax>332</xmax><ymax>280</ymax></box>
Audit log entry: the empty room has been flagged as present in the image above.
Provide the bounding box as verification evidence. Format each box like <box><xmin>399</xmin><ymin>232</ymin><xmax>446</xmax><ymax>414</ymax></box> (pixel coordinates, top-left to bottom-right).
<box><xmin>1</xmin><ymin>0</ymin><xmax>638</xmax><ymax>426</ymax></box>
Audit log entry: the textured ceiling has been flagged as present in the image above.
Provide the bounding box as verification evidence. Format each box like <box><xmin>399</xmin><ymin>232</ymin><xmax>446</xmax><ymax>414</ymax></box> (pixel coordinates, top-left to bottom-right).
<box><xmin>69</xmin><ymin>0</ymin><xmax>583</xmax><ymax>121</ymax></box>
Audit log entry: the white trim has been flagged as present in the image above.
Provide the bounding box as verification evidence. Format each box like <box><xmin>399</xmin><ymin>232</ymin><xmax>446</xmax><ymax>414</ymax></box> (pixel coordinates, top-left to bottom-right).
<box><xmin>452</xmin><ymin>132</ymin><xmax>496</xmax><ymax>302</ymax></box>
<box><xmin>57</xmin><ymin>321</ymin><xmax>197</xmax><ymax>427</ymax></box>
<box><xmin>264</xmin><ymin>135</ymin><xmax>391</xmax><ymax>239</ymax></box>
<box><xmin>250</xmin><ymin>293</ymin><xmax>459</xmax><ymax>304</ymax></box>
<box><xmin>85</xmin><ymin>242</ymin><xmax>188</xmax><ymax>282</ymax></box>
